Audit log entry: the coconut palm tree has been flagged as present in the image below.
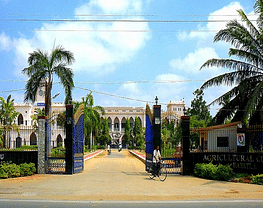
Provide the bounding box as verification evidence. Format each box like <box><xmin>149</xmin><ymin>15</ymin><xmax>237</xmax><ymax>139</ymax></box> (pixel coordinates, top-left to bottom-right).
<box><xmin>0</xmin><ymin>95</ymin><xmax>19</xmax><ymax>148</ymax></box>
<box><xmin>22</xmin><ymin>45</ymin><xmax>75</xmax><ymax>116</ymax></box>
<box><xmin>80</xmin><ymin>93</ymin><xmax>105</xmax><ymax>149</ymax></box>
<box><xmin>200</xmin><ymin>0</ymin><xmax>263</xmax><ymax>125</ymax></box>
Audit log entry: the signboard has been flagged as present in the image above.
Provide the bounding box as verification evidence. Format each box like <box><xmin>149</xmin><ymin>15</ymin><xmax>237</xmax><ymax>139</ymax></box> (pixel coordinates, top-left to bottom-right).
<box><xmin>237</xmin><ymin>133</ymin><xmax>245</xmax><ymax>146</ymax></box>
<box><xmin>37</xmin><ymin>103</ymin><xmax>45</xmax><ymax>106</ymax></box>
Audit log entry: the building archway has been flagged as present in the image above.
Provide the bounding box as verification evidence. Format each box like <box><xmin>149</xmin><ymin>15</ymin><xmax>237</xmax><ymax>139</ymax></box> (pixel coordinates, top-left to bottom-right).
<box><xmin>108</xmin><ymin>117</ymin><xmax>112</xmax><ymax>131</ymax></box>
<box><xmin>18</xmin><ymin>114</ymin><xmax>23</xmax><ymax>125</ymax></box>
<box><xmin>129</xmin><ymin>117</ymin><xmax>134</xmax><ymax>129</ymax></box>
<box><xmin>30</xmin><ymin>132</ymin><xmax>37</xmax><ymax>145</ymax></box>
<box><xmin>114</xmin><ymin>117</ymin><xmax>119</xmax><ymax>132</ymax></box>
<box><xmin>16</xmin><ymin>137</ymin><xmax>22</xmax><ymax>148</ymax></box>
<box><xmin>57</xmin><ymin>134</ymin><xmax>63</xmax><ymax>147</ymax></box>
<box><xmin>121</xmin><ymin>117</ymin><xmax>126</xmax><ymax>132</ymax></box>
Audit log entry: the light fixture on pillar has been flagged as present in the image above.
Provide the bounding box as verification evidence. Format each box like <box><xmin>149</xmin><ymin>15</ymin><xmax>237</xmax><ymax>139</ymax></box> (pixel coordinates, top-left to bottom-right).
<box><xmin>155</xmin><ymin>96</ymin><xmax>158</xmax><ymax>105</ymax></box>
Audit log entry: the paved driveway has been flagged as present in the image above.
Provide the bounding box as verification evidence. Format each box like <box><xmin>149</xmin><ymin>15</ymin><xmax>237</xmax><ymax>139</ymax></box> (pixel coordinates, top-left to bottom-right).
<box><xmin>0</xmin><ymin>149</ymin><xmax>262</xmax><ymax>201</ymax></box>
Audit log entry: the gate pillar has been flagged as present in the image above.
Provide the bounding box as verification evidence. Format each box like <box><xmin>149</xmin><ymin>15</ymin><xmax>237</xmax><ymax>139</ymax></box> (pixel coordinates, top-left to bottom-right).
<box><xmin>181</xmin><ymin>116</ymin><xmax>191</xmax><ymax>175</ymax></box>
<box><xmin>38</xmin><ymin>116</ymin><xmax>46</xmax><ymax>174</ymax></box>
<box><xmin>65</xmin><ymin>104</ymin><xmax>74</xmax><ymax>174</ymax></box>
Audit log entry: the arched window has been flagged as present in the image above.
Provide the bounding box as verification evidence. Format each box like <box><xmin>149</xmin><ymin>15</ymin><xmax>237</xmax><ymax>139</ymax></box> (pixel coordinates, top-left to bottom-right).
<box><xmin>30</xmin><ymin>132</ymin><xmax>37</xmax><ymax>145</ymax></box>
<box><xmin>108</xmin><ymin>117</ymin><xmax>112</xmax><ymax>131</ymax></box>
<box><xmin>114</xmin><ymin>117</ymin><xmax>119</xmax><ymax>132</ymax></box>
<box><xmin>57</xmin><ymin>134</ymin><xmax>63</xmax><ymax>147</ymax></box>
<box><xmin>121</xmin><ymin>117</ymin><xmax>126</xmax><ymax>132</ymax></box>
<box><xmin>18</xmin><ymin>114</ymin><xmax>23</xmax><ymax>125</ymax></box>
<box><xmin>16</xmin><ymin>137</ymin><xmax>22</xmax><ymax>148</ymax></box>
<box><xmin>129</xmin><ymin>117</ymin><xmax>134</xmax><ymax>129</ymax></box>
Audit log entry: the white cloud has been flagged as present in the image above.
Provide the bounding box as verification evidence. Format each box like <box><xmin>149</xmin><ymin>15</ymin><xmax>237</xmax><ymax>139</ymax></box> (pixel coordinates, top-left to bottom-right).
<box><xmin>10</xmin><ymin>0</ymin><xmax>151</xmax><ymax>76</ymax></box>
<box><xmin>0</xmin><ymin>32</ymin><xmax>12</xmax><ymax>51</ymax></box>
<box><xmin>178</xmin><ymin>2</ymin><xmax>244</xmax><ymax>41</ymax></box>
<box><xmin>169</xmin><ymin>47</ymin><xmax>220</xmax><ymax>75</ymax></box>
<box><xmin>75</xmin><ymin>0</ymin><xmax>143</xmax><ymax>15</ymax></box>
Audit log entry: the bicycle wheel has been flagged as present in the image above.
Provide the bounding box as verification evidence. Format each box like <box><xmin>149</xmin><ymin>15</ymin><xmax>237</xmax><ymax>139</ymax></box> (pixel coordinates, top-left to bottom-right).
<box><xmin>158</xmin><ymin>167</ymin><xmax>167</xmax><ymax>182</ymax></box>
<box><xmin>148</xmin><ymin>166</ymin><xmax>154</xmax><ymax>179</ymax></box>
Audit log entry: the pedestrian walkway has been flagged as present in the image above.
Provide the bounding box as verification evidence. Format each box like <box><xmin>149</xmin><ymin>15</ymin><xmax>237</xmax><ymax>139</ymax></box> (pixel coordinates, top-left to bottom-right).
<box><xmin>0</xmin><ymin>149</ymin><xmax>262</xmax><ymax>202</ymax></box>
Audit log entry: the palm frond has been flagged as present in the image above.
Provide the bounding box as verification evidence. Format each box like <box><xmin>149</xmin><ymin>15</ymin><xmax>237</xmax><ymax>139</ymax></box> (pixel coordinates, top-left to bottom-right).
<box><xmin>254</xmin><ymin>0</ymin><xmax>263</xmax><ymax>28</ymax></box>
<box><xmin>214</xmin><ymin>20</ymin><xmax>263</xmax><ymax>58</ymax></box>
<box><xmin>243</xmin><ymin>81</ymin><xmax>263</xmax><ymax>121</ymax></box>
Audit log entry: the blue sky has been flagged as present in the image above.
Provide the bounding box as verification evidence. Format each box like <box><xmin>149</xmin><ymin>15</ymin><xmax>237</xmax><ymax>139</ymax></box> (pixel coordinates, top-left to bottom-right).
<box><xmin>0</xmin><ymin>0</ymin><xmax>256</xmax><ymax>114</ymax></box>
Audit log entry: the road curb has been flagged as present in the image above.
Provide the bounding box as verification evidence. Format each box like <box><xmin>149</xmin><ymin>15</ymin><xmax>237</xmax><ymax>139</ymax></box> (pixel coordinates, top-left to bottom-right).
<box><xmin>84</xmin><ymin>150</ymin><xmax>104</xmax><ymax>161</ymax></box>
<box><xmin>129</xmin><ymin>150</ymin><xmax>146</xmax><ymax>164</ymax></box>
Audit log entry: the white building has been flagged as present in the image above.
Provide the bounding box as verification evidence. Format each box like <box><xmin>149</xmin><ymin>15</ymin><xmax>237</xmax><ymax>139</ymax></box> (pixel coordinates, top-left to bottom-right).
<box><xmin>5</xmin><ymin>92</ymin><xmax>185</xmax><ymax>149</ymax></box>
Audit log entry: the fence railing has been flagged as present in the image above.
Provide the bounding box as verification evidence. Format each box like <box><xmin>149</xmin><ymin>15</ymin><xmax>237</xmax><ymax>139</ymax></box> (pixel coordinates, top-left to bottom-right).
<box><xmin>0</xmin><ymin>150</ymin><xmax>38</xmax><ymax>172</ymax></box>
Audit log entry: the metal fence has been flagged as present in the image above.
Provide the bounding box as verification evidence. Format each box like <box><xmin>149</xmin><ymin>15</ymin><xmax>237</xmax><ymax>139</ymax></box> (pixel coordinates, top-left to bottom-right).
<box><xmin>47</xmin><ymin>157</ymin><xmax>66</xmax><ymax>174</ymax></box>
<box><xmin>0</xmin><ymin>150</ymin><xmax>38</xmax><ymax>172</ymax></box>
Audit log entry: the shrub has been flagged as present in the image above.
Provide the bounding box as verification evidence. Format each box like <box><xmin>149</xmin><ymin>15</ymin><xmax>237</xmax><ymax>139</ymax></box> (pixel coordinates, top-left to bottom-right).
<box><xmin>20</xmin><ymin>163</ymin><xmax>36</xmax><ymax>177</ymax></box>
<box><xmin>194</xmin><ymin>162</ymin><xmax>233</xmax><ymax>181</ymax></box>
<box><xmin>251</xmin><ymin>174</ymin><xmax>263</xmax><ymax>185</ymax></box>
<box><xmin>51</xmin><ymin>146</ymin><xmax>65</xmax><ymax>157</ymax></box>
<box><xmin>0</xmin><ymin>162</ymin><xmax>20</xmax><ymax>178</ymax></box>
<box><xmin>215</xmin><ymin>164</ymin><xmax>233</xmax><ymax>181</ymax></box>
<box><xmin>0</xmin><ymin>162</ymin><xmax>36</xmax><ymax>179</ymax></box>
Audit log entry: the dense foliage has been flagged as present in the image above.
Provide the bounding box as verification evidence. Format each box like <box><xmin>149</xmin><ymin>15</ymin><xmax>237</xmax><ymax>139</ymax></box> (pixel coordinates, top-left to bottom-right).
<box><xmin>194</xmin><ymin>162</ymin><xmax>233</xmax><ymax>181</ymax></box>
<box><xmin>0</xmin><ymin>95</ymin><xmax>19</xmax><ymax>148</ymax></box>
<box><xmin>200</xmin><ymin>0</ymin><xmax>263</xmax><ymax>125</ymax></box>
<box><xmin>0</xmin><ymin>162</ymin><xmax>36</xmax><ymax>179</ymax></box>
<box><xmin>251</xmin><ymin>174</ymin><xmax>263</xmax><ymax>185</ymax></box>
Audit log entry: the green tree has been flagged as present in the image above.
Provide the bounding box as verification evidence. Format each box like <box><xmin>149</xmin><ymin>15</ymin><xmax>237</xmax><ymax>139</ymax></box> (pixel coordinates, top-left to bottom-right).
<box><xmin>200</xmin><ymin>0</ymin><xmax>263</xmax><ymax>125</ymax></box>
<box><xmin>79</xmin><ymin>93</ymin><xmax>104</xmax><ymax>148</ymax></box>
<box><xmin>124</xmin><ymin>119</ymin><xmax>131</xmax><ymax>147</ymax></box>
<box><xmin>161</xmin><ymin>120</ymin><xmax>181</xmax><ymax>155</ymax></box>
<box><xmin>133</xmin><ymin>117</ymin><xmax>145</xmax><ymax>149</ymax></box>
<box><xmin>187</xmin><ymin>89</ymin><xmax>212</xmax><ymax>125</ymax></box>
<box><xmin>0</xmin><ymin>95</ymin><xmax>19</xmax><ymax>148</ymax></box>
<box><xmin>30</xmin><ymin>108</ymin><xmax>45</xmax><ymax>131</ymax></box>
<box><xmin>22</xmin><ymin>45</ymin><xmax>75</xmax><ymax>116</ymax></box>
<box><xmin>187</xmin><ymin>89</ymin><xmax>211</xmax><ymax>149</ymax></box>
<box><xmin>98</xmin><ymin>118</ymin><xmax>111</xmax><ymax>145</ymax></box>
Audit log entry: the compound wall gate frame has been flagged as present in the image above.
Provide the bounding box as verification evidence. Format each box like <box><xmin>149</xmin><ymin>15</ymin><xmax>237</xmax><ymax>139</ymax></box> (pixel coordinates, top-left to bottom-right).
<box><xmin>73</xmin><ymin>104</ymin><xmax>85</xmax><ymax>174</ymax></box>
<box><xmin>65</xmin><ymin>104</ymin><xmax>85</xmax><ymax>174</ymax></box>
<box><xmin>46</xmin><ymin>115</ymin><xmax>66</xmax><ymax>174</ymax></box>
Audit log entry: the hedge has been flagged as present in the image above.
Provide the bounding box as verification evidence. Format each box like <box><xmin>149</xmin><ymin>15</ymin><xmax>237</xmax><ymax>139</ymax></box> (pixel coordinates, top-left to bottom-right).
<box><xmin>251</xmin><ymin>174</ymin><xmax>263</xmax><ymax>185</ymax></box>
<box><xmin>0</xmin><ymin>162</ymin><xmax>36</xmax><ymax>179</ymax></box>
<box><xmin>194</xmin><ymin>162</ymin><xmax>233</xmax><ymax>181</ymax></box>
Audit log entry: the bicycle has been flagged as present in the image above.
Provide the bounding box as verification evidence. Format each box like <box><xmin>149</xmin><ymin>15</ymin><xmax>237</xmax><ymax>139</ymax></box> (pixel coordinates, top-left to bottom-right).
<box><xmin>148</xmin><ymin>160</ymin><xmax>167</xmax><ymax>182</ymax></box>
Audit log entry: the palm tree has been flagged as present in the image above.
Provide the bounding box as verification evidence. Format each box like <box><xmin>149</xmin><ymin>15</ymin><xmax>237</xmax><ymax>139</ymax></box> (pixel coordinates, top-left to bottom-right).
<box><xmin>200</xmin><ymin>0</ymin><xmax>263</xmax><ymax>125</ymax></box>
<box><xmin>80</xmin><ymin>93</ymin><xmax>104</xmax><ymax>149</ymax></box>
<box><xmin>22</xmin><ymin>45</ymin><xmax>75</xmax><ymax>116</ymax></box>
<box><xmin>0</xmin><ymin>95</ymin><xmax>19</xmax><ymax>148</ymax></box>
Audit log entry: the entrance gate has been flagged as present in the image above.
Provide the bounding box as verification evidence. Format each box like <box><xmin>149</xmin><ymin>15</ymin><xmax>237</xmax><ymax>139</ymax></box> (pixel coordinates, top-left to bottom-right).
<box><xmin>72</xmin><ymin>105</ymin><xmax>85</xmax><ymax>173</ymax></box>
<box><xmin>45</xmin><ymin>104</ymin><xmax>85</xmax><ymax>174</ymax></box>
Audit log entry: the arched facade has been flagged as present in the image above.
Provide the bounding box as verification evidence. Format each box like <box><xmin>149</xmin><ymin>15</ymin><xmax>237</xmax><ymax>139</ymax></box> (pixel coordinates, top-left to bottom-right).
<box><xmin>30</xmin><ymin>132</ymin><xmax>37</xmax><ymax>145</ymax></box>
<box><xmin>101</xmin><ymin>107</ymin><xmax>145</xmax><ymax>146</ymax></box>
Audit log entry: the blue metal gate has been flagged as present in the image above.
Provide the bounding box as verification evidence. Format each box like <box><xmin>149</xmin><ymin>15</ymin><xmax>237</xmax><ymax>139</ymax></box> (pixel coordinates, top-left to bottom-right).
<box><xmin>73</xmin><ymin>105</ymin><xmax>85</xmax><ymax>173</ymax></box>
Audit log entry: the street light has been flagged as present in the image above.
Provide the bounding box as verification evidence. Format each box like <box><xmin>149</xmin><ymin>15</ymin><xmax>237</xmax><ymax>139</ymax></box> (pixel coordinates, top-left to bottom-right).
<box><xmin>52</xmin><ymin>92</ymin><xmax>60</xmax><ymax>99</ymax></box>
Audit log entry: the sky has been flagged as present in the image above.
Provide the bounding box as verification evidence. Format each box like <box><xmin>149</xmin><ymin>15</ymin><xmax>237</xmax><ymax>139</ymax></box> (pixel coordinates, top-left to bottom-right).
<box><xmin>0</xmin><ymin>0</ymin><xmax>257</xmax><ymax>115</ymax></box>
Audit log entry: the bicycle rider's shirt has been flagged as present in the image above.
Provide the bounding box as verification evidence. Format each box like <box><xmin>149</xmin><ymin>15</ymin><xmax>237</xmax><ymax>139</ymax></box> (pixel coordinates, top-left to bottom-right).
<box><xmin>153</xmin><ymin>149</ymin><xmax>161</xmax><ymax>163</ymax></box>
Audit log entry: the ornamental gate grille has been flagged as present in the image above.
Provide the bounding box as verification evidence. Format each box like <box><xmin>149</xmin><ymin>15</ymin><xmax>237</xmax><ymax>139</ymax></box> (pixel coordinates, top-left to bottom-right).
<box><xmin>46</xmin><ymin>115</ymin><xmax>66</xmax><ymax>174</ymax></box>
<box><xmin>73</xmin><ymin>105</ymin><xmax>85</xmax><ymax>173</ymax></box>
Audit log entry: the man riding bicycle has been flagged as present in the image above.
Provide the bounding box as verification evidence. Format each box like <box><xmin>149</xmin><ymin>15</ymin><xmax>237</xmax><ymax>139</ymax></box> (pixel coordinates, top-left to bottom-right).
<box><xmin>153</xmin><ymin>146</ymin><xmax>162</xmax><ymax>176</ymax></box>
